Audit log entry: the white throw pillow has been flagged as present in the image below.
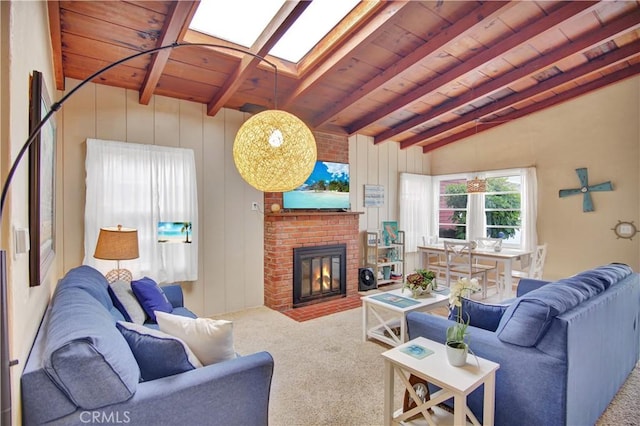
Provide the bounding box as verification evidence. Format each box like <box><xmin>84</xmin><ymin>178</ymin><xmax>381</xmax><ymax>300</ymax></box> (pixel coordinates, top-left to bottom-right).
<box><xmin>155</xmin><ymin>311</ymin><xmax>237</xmax><ymax>366</ymax></box>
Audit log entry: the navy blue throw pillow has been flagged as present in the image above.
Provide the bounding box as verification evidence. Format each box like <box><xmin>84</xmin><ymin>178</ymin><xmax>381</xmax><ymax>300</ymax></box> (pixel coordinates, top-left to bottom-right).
<box><xmin>131</xmin><ymin>277</ymin><xmax>173</xmax><ymax>322</ymax></box>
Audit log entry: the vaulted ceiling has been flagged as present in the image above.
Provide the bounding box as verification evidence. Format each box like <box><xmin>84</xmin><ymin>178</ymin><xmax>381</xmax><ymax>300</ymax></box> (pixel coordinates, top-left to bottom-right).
<box><xmin>48</xmin><ymin>1</ymin><xmax>640</xmax><ymax>153</ymax></box>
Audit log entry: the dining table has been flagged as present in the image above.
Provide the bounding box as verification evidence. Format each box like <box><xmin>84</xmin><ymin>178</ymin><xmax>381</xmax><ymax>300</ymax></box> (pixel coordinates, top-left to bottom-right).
<box><xmin>417</xmin><ymin>243</ymin><xmax>532</xmax><ymax>300</ymax></box>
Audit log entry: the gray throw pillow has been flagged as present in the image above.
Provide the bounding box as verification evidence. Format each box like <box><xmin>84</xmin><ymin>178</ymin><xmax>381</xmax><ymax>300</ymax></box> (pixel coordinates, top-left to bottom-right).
<box><xmin>110</xmin><ymin>280</ymin><xmax>147</xmax><ymax>324</ymax></box>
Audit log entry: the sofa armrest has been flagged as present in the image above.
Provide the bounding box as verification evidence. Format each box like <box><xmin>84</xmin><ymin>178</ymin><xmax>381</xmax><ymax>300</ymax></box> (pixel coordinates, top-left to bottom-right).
<box><xmin>161</xmin><ymin>284</ymin><xmax>184</xmax><ymax>308</ymax></box>
<box><xmin>51</xmin><ymin>351</ymin><xmax>274</xmax><ymax>426</ymax></box>
<box><xmin>516</xmin><ymin>278</ymin><xmax>550</xmax><ymax>297</ymax></box>
<box><xmin>406</xmin><ymin>312</ymin><xmax>566</xmax><ymax>426</ymax></box>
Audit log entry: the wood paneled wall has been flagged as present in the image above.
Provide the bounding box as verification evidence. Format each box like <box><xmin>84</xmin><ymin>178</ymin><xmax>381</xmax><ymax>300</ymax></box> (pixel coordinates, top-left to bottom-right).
<box><xmin>58</xmin><ymin>80</ymin><xmax>429</xmax><ymax>315</ymax></box>
<box><xmin>60</xmin><ymin>80</ymin><xmax>264</xmax><ymax>317</ymax></box>
<box><xmin>349</xmin><ymin>134</ymin><xmax>430</xmax><ymax>275</ymax></box>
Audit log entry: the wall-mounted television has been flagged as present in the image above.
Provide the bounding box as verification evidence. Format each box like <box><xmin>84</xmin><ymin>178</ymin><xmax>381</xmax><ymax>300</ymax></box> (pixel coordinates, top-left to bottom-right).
<box><xmin>283</xmin><ymin>161</ymin><xmax>350</xmax><ymax>210</ymax></box>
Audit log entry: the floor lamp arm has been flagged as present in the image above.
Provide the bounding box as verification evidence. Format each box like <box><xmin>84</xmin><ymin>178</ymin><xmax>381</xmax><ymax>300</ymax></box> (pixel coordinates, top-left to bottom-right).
<box><xmin>0</xmin><ymin>41</ymin><xmax>278</xmax><ymax>426</ymax></box>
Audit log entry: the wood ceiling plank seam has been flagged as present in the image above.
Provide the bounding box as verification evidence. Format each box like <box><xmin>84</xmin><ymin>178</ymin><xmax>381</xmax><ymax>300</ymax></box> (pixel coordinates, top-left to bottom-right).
<box><xmin>400</xmin><ymin>39</ymin><xmax>640</xmax><ymax>149</ymax></box>
<box><xmin>421</xmin><ymin>62</ymin><xmax>640</xmax><ymax>153</ymax></box>
<box><xmin>61</xmin><ymin>32</ymin><xmax>150</xmax><ymax>70</ymax></box>
<box><xmin>61</xmin><ymin>0</ymin><xmax>166</xmax><ymax>34</ymax></box>
<box><xmin>348</xmin><ymin>0</ymin><xmax>600</xmax><ymax>135</ymax></box>
<box><xmin>121</xmin><ymin>1</ymin><xmax>172</xmax><ymax>16</ymax></box>
<box><xmin>59</xmin><ymin>8</ymin><xmax>162</xmax><ymax>52</ymax></box>
<box><xmin>47</xmin><ymin>0</ymin><xmax>65</xmax><ymax>90</ymax></box>
<box><xmin>310</xmin><ymin>1</ymin><xmax>515</xmax><ymax>129</ymax></box>
<box><xmin>140</xmin><ymin>1</ymin><xmax>199</xmax><ymax>105</ymax></box>
<box><xmin>281</xmin><ymin>1</ymin><xmax>408</xmax><ymax>109</ymax></box>
<box><xmin>373</xmin><ymin>7</ymin><xmax>640</xmax><ymax>144</ymax></box>
<box><xmin>206</xmin><ymin>1</ymin><xmax>310</xmax><ymax>116</ymax></box>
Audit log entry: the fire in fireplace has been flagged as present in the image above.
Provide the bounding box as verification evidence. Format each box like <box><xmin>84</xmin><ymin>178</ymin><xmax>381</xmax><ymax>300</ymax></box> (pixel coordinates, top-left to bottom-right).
<box><xmin>293</xmin><ymin>244</ymin><xmax>346</xmax><ymax>307</ymax></box>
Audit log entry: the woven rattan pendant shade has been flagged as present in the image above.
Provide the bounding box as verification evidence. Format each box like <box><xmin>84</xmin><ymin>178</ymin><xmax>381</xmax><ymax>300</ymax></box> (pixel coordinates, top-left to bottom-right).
<box><xmin>233</xmin><ymin>110</ymin><xmax>317</xmax><ymax>192</ymax></box>
<box><xmin>466</xmin><ymin>177</ymin><xmax>487</xmax><ymax>193</ymax></box>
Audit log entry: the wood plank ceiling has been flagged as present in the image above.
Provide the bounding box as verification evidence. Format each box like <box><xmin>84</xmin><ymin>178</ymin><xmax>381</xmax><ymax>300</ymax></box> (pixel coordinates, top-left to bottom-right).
<box><xmin>48</xmin><ymin>0</ymin><xmax>640</xmax><ymax>153</ymax></box>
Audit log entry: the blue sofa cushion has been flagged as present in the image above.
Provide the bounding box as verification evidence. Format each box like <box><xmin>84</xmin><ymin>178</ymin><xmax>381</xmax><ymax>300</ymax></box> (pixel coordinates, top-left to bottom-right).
<box><xmin>448</xmin><ymin>298</ymin><xmax>509</xmax><ymax>332</ymax></box>
<box><xmin>496</xmin><ymin>263</ymin><xmax>633</xmax><ymax>346</ymax></box>
<box><xmin>56</xmin><ymin>265</ymin><xmax>114</xmax><ymax>310</ymax></box>
<box><xmin>109</xmin><ymin>280</ymin><xmax>147</xmax><ymax>324</ymax></box>
<box><xmin>43</xmin><ymin>288</ymin><xmax>139</xmax><ymax>409</ymax></box>
<box><xmin>131</xmin><ymin>277</ymin><xmax>173</xmax><ymax>322</ymax></box>
<box><xmin>116</xmin><ymin>321</ymin><xmax>202</xmax><ymax>381</ymax></box>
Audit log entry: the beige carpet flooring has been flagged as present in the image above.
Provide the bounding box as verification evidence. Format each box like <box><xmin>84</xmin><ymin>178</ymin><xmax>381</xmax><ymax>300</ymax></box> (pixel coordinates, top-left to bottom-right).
<box><xmin>214</xmin><ymin>305</ymin><xmax>639</xmax><ymax>426</ymax></box>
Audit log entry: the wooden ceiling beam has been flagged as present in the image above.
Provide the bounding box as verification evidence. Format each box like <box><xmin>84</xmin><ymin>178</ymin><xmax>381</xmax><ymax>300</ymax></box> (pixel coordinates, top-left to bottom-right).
<box><xmin>280</xmin><ymin>1</ymin><xmax>405</xmax><ymax>109</ymax></box>
<box><xmin>421</xmin><ymin>62</ymin><xmax>640</xmax><ymax>154</ymax></box>
<box><xmin>311</xmin><ymin>0</ymin><xmax>514</xmax><ymax>129</ymax></box>
<box><xmin>47</xmin><ymin>0</ymin><xmax>65</xmax><ymax>90</ymax></box>
<box><xmin>401</xmin><ymin>39</ymin><xmax>640</xmax><ymax>149</ymax></box>
<box><xmin>346</xmin><ymin>1</ymin><xmax>600</xmax><ymax>134</ymax></box>
<box><xmin>392</xmin><ymin>9</ymin><xmax>640</xmax><ymax>147</ymax></box>
<box><xmin>206</xmin><ymin>1</ymin><xmax>310</xmax><ymax>116</ymax></box>
<box><xmin>139</xmin><ymin>0</ymin><xmax>199</xmax><ymax>105</ymax></box>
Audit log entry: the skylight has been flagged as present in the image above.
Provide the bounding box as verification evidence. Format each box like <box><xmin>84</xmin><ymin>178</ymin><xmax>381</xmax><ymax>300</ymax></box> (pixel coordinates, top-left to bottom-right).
<box><xmin>189</xmin><ymin>0</ymin><xmax>360</xmax><ymax>63</ymax></box>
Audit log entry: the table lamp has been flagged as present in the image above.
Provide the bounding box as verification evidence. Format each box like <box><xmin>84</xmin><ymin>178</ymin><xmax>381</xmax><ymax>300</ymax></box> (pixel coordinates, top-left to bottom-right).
<box><xmin>93</xmin><ymin>224</ymin><xmax>139</xmax><ymax>283</ymax></box>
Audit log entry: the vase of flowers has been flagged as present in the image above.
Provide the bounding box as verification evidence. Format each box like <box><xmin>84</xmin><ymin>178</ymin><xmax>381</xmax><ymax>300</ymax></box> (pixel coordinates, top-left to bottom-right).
<box><xmin>404</xmin><ymin>269</ymin><xmax>437</xmax><ymax>298</ymax></box>
<box><xmin>446</xmin><ymin>277</ymin><xmax>480</xmax><ymax>366</ymax></box>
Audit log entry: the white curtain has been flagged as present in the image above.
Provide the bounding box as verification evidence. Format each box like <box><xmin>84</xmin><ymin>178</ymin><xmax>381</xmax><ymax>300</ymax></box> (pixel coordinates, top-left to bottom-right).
<box><xmin>521</xmin><ymin>167</ymin><xmax>538</xmax><ymax>253</ymax></box>
<box><xmin>83</xmin><ymin>139</ymin><xmax>198</xmax><ymax>283</ymax></box>
<box><xmin>467</xmin><ymin>173</ymin><xmax>487</xmax><ymax>241</ymax></box>
<box><xmin>399</xmin><ymin>173</ymin><xmax>432</xmax><ymax>253</ymax></box>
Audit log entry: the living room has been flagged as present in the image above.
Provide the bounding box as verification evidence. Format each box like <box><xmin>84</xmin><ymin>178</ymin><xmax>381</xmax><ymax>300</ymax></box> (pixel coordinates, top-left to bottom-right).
<box><xmin>2</xmin><ymin>1</ymin><xmax>639</xmax><ymax>425</ymax></box>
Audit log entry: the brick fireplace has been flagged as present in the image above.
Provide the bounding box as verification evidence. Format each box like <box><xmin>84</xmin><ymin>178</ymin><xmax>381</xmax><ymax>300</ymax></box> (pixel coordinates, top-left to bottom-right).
<box><xmin>264</xmin><ymin>212</ymin><xmax>360</xmax><ymax>311</ymax></box>
<box><xmin>263</xmin><ymin>131</ymin><xmax>360</xmax><ymax>312</ymax></box>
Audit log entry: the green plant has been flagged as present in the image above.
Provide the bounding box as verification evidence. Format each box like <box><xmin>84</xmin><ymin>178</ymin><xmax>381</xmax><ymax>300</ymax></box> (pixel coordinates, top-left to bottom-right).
<box><xmin>404</xmin><ymin>269</ymin><xmax>436</xmax><ymax>293</ymax></box>
<box><xmin>446</xmin><ymin>277</ymin><xmax>480</xmax><ymax>347</ymax></box>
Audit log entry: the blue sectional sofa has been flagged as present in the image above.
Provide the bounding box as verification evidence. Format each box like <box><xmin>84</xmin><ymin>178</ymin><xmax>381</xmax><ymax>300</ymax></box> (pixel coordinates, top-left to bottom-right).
<box><xmin>21</xmin><ymin>265</ymin><xmax>274</xmax><ymax>425</ymax></box>
<box><xmin>407</xmin><ymin>263</ymin><xmax>640</xmax><ymax>426</ymax></box>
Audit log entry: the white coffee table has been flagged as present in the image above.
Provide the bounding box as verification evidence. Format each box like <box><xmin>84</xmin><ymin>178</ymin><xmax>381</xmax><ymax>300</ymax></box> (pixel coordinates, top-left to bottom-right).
<box><xmin>382</xmin><ymin>337</ymin><xmax>500</xmax><ymax>426</ymax></box>
<box><xmin>361</xmin><ymin>288</ymin><xmax>449</xmax><ymax>347</ymax></box>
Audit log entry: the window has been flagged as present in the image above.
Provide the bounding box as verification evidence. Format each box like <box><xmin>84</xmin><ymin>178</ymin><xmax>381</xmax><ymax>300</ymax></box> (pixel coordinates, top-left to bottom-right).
<box><xmin>437</xmin><ymin>178</ymin><xmax>468</xmax><ymax>240</ymax></box>
<box><xmin>83</xmin><ymin>139</ymin><xmax>198</xmax><ymax>282</ymax></box>
<box><xmin>485</xmin><ymin>175</ymin><xmax>522</xmax><ymax>244</ymax></box>
<box><xmin>433</xmin><ymin>169</ymin><xmax>535</xmax><ymax>249</ymax></box>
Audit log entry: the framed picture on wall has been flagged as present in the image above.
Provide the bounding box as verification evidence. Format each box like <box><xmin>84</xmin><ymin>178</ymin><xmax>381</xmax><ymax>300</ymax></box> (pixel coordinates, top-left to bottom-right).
<box><xmin>382</xmin><ymin>221</ymin><xmax>398</xmax><ymax>245</ymax></box>
<box><xmin>28</xmin><ymin>70</ymin><xmax>56</xmax><ymax>287</ymax></box>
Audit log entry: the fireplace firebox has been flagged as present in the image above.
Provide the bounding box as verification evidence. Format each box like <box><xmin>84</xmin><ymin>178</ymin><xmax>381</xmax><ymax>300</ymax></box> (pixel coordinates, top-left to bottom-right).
<box><xmin>293</xmin><ymin>244</ymin><xmax>346</xmax><ymax>307</ymax></box>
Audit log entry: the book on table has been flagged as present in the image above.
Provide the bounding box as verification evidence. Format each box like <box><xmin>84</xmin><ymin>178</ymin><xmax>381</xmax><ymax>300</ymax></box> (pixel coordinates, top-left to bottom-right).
<box><xmin>370</xmin><ymin>293</ymin><xmax>420</xmax><ymax>308</ymax></box>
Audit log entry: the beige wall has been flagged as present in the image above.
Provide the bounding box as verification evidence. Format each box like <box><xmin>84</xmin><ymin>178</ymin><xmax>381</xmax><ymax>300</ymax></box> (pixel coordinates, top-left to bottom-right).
<box><xmin>2</xmin><ymin>1</ymin><xmax>58</xmax><ymax>423</ymax></box>
<box><xmin>428</xmin><ymin>77</ymin><xmax>640</xmax><ymax>279</ymax></box>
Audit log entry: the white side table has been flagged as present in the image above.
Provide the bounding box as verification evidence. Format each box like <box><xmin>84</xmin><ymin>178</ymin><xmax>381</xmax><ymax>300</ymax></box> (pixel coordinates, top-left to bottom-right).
<box><xmin>382</xmin><ymin>337</ymin><xmax>500</xmax><ymax>426</ymax></box>
<box><xmin>362</xmin><ymin>288</ymin><xmax>449</xmax><ymax>347</ymax></box>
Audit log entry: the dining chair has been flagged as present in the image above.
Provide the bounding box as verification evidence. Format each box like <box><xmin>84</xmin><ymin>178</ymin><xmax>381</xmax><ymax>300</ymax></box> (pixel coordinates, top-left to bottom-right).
<box><xmin>444</xmin><ymin>241</ymin><xmax>494</xmax><ymax>298</ymax></box>
<box><xmin>501</xmin><ymin>243</ymin><xmax>548</xmax><ymax>290</ymax></box>
<box><xmin>473</xmin><ymin>237</ymin><xmax>502</xmax><ymax>292</ymax></box>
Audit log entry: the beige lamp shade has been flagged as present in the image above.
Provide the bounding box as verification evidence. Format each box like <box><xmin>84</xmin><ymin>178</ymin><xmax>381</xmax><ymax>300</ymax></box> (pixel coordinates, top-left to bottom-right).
<box><xmin>466</xmin><ymin>177</ymin><xmax>487</xmax><ymax>194</ymax></box>
<box><xmin>233</xmin><ymin>110</ymin><xmax>317</xmax><ymax>192</ymax></box>
<box><xmin>94</xmin><ymin>225</ymin><xmax>139</xmax><ymax>260</ymax></box>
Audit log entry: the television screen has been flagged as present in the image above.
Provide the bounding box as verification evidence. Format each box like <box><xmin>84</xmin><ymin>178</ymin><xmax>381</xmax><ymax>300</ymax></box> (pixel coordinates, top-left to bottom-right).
<box><xmin>283</xmin><ymin>161</ymin><xmax>350</xmax><ymax>210</ymax></box>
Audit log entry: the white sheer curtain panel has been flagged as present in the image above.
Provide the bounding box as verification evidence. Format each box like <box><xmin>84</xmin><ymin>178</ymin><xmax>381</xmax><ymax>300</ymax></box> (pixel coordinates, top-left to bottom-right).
<box><xmin>399</xmin><ymin>173</ymin><xmax>432</xmax><ymax>253</ymax></box>
<box><xmin>83</xmin><ymin>139</ymin><xmax>198</xmax><ymax>283</ymax></box>
<box><xmin>467</xmin><ymin>173</ymin><xmax>487</xmax><ymax>241</ymax></box>
<box><xmin>521</xmin><ymin>167</ymin><xmax>538</xmax><ymax>253</ymax></box>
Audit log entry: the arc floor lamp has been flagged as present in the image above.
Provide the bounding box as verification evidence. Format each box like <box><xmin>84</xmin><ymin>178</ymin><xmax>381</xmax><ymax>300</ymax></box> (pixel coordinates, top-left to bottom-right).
<box><xmin>0</xmin><ymin>41</ymin><xmax>317</xmax><ymax>425</ymax></box>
